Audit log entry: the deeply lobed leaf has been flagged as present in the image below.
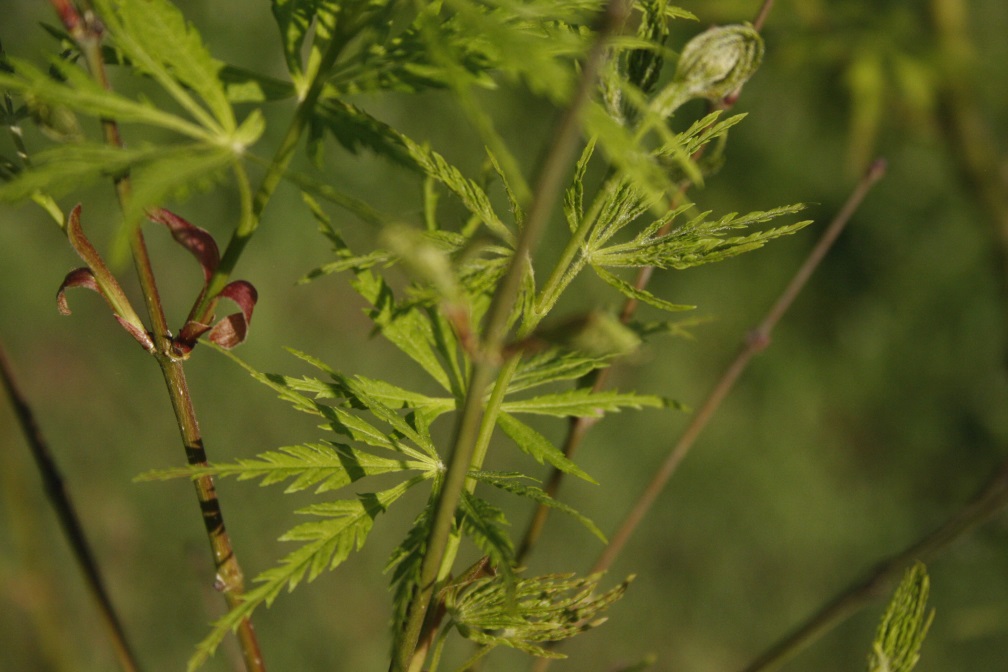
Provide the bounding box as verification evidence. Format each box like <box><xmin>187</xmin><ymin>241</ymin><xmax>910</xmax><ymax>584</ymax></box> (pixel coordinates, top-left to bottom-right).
<box><xmin>443</xmin><ymin>570</ymin><xmax>634</xmax><ymax>658</ymax></box>
<box><xmin>94</xmin><ymin>0</ymin><xmax>237</xmax><ymax>133</ymax></box>
<box><xmin>137</xmin><ymin>441</ymin><xmax>430</xmax><ymax>494</ymax></box>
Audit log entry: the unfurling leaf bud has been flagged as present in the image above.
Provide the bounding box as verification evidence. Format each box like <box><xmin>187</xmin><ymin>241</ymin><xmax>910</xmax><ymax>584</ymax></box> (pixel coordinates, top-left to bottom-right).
<box><xmin>673</xmin><ymin>23</ymin><xmax>763</xmax><ymax>102</ymax></box>
<box><xmin>652</xmin><ymin>23</ymin><xmax>764</xmax><ymax>117</ymax></box>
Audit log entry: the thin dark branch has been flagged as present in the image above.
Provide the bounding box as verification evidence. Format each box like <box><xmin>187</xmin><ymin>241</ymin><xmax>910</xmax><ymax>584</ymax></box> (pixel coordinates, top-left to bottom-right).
<box><xmin>753</xmin><ymin>0</ymin><xmax>776</xmax><ymax>32</ymax></box>
<box><xmin>737</xmin><ymin>455</ymin><xmax>1008</xmax><ymax>672</ymax></box>
<box><xmin>591</xmin><ymin>158</ymin><xmax>887</xmax><ymax>576</ymax></box>
<box><xmin>0</xmin><ymin>342</ymin><xmax>141</xmax><ymax>672</ymax></box>
<box><xmin>531</xmin><ymin>158</ymin><xmax>887</xmax><ymax>672</ymax></box>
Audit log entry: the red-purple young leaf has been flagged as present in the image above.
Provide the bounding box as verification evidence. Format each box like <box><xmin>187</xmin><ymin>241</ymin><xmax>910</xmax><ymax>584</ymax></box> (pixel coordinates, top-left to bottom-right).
<box><xmin>178</xmin><ymin>319</ymin><xmax>213</xmax><ymax>344</ymax></box>
<box><xmin>56</xmin><ymin>267</ymin><xmax>156</xmax><ymax>352</ymax></box>
<box><xmin>114</xmin><ymin>316</ymin><xmax>156</xmax><ymax>352</ymax></box>
<box><xmin>64</xmin><ymin>204</ymin><xmax>149</xmax><ymax>339</ymax></box>
<box><xmin>57</xmin><ymin>267</ymin><xmax>99</xmax><ymax>315</ymax></box>
<box><xmin>208</xmin><ymin>314</ymin><xmax>247</xmax><ymax>349</ymax></box>
<box><xmin>207</xmin><ymin>280</ymin><xmax>258</xmax><ymax>349</ymax></box>
<box><xmin>148</xmin><ymin>208</ymin><xmax>221</xmax><ymax>283</ymax></box>
<box><xmin>219</xmin><ymin>280</ymin><xmax>257</xmax><ymax>324</ymax></box>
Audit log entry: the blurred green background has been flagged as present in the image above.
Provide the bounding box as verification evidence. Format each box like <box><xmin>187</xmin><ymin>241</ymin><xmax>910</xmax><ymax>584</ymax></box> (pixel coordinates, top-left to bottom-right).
<box><xmin>2</xmin><ymin>1</ymin><xmax>1007</xmax><ymax>671</ymax></box>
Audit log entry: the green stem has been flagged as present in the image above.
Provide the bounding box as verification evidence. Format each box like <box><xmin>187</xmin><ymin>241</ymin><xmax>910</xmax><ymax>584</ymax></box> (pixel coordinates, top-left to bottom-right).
<box><xmin>59</xmin><ymin>6</ymin><xmax>266</xmax><ymax>670</ymax></box>
<box><xmin>196</xmin><ymin>28</ymin><xmax>350</xmax><ymax>322</ymax></box>
<box><xmin>432</xmin><ymin>354</ymin><xmax>525</xmax><ymax>586</ymax></box>
<box><xmin>390</xmin><ymin>4</ymin><xmax>632</xmax><ymax>671</ymax></box>
<box><xmin>533</xmin><ymin>176</ymin><xmax>615</xmax><ymax>319</ymax></box>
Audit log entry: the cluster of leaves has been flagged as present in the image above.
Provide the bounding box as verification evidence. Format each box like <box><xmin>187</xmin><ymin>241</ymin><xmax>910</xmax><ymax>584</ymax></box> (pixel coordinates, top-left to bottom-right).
<box><xmin>0</xmin><ymin>0</ymin><xmax>264</xmax><ymax>234</ymax></box>
<box><xmin>144</xmin><ymin>5</ymin><xmax>808</xmax><ymax>669</ymax></box>
<box><xmin>3</xmin><ymin>1</ymin><xmax>815</xmax><ymax>670</ymax></box>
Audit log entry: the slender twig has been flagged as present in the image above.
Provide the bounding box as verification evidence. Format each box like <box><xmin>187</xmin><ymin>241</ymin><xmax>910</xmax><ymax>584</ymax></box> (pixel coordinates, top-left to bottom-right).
<box><xmin>516</xmin><ymin>185</ymin><xmax>689</xmax><ymax>563</ymax></box>
<box><xmin>737</xmin><ymin>454</ymin><xmax>1008</xmax><ymax>672</ymax></box>
<box><xmin>545</xmin><ymin>3</ymin><xmax>1004</xmax><ymax>666</ymax></box>
<box><xmin>194</xmin><ymin>17</ymin><xmax>353</xmax><ymax>326</ymax></box>
<box><xmin>517</xmin><ymin>0</ymin><xmax>777</xmax><ymax>564</ymax></box>
<box><xmin>49</xmin><ymin>4</ymin><xmax>266</xmax><ymax>669</ymax></box>
<box><xmin>591</xmin><ymin>157</ymin><xmax>887</xmax><ymax>576</ymax></box>
<box><xmin>753</xmin><ymin>0</ymin><xmax>776</xmax><ymax>32</ymax></box>
<box><xmin>529</xmin><ymin>157</ymin><xmax>888</xmax><ymax>672</ymax></box>
<box><xmin>0</xmin><ymin>342</ymin><xmax>141</xmax><ymax>672</ymax></box>
<box><xmin>389</xmin><ymin>4</ymin><xmax>632</xmax><ymax>671</ymax></box>
<box><xmin>734</xmin><ymin>8</ymin><xmax>1008</xmax><ymax>668</ymax></box>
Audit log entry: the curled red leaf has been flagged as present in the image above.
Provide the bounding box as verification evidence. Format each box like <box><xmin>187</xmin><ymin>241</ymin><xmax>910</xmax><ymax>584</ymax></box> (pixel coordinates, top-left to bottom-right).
<box><xmin>64</xmin><ymin>204</ymin><xmax>150</xmax><ymax>340</ymax></box>
<box><xmin>57</xmin><ymin>267</ymin><xmax>99</xmax><ymax>315</ymax></box>
<box><xmin>56</xmin><ymin>267</ymin><xmax>155</xmax><ymax>352</ymax></box>
<box><xmin>207</xmin><ymin>280</ymin><xmax>258</xmax><ymax>349</ymax></box>
<box><xmin>148</xmin><ymin>208</ymin><xmax>221</xmax><ymax>283</ymax></box>
<box><xmin>170</xmin><ymin>280</ymin><xmax>258</xmax><ymax>354</ymax></box>
<box><xmin>208</xmin><ymin>313</ymin><xmax>248</xmax><ymax>350</ymax></box>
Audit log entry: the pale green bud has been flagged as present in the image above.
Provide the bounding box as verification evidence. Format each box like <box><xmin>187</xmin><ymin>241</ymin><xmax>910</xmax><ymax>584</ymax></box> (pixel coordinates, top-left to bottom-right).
<box><xmin>673</xmin><ymin>23</ymin><xmax>764</xmax><ymax>102</ymax></box>
<box><xmin>652</xmin><ymin>23</ymin><xmax>764</xmax><ymax>116</ymax></box>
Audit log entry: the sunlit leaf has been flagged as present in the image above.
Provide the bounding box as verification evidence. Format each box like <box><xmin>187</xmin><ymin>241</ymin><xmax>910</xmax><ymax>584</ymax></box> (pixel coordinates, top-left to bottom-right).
<box><xmin>471</xmin><ymin>470</ymin><xmax>605</xmax><ymax>542</ymax></box>
<box><xmin>593</xmin><ymin>265</ymin><xmax>695</xmax><ymax>313</ymax></box>
<box><xmin>187</xmin><ymin>476</ymin><xmax>423</xmax><ymax>671</ymax></box>
<box><xmin>0</xmin><ymin>59</ymin><xmax>207</xmax><ymax>139</ymax></box>
<box><xmin>353</xmin><ymin>270</ymin><xmax>456</xmax><ymax>392</ymax></box>
<box><xmin>443</xmin><ymin>570</ymin><xmax>634</xmax><ymax>658</ymax></box>
<box><xmin>497</xmin><ymin>412</ymin><xmax>596</xmax><ymax>484</ymax></box>
<box><xmin>501</xmin><ymin>388</ymin><xmax>668</xmax><ymax>418</ymax></box>
<box><xmin>94</xmin><ymin>0</ymin><xmax>237</xmax><ymax>132</ymax></box>
<box><xmin>136</xmin><ymin>441</ymin><xmax>430</xmax><ymax>494</ymax></box>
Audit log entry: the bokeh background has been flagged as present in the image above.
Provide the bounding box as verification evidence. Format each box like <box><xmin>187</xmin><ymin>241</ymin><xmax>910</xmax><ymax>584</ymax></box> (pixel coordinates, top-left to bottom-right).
<box><xmin>2</xmin><ymin>1</ymin><xmax>1007</xmax><ymax>671</ymax></box>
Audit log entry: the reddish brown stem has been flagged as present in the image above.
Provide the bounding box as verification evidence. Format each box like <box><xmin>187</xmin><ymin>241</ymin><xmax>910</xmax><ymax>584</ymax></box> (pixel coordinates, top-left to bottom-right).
<box><xmin>47</xmin><ymin>3</ymin><xmax>265</xmax><ymax>669</ymax></box>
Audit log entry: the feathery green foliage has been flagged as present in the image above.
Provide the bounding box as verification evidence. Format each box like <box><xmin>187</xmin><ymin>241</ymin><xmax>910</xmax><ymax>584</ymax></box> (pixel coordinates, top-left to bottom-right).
<box><xmin>0</xmin><ymin>0</ymin><xmax>263</xmax><ymax>242</ymax></box>
<box><xmin>1</xmin><ymin>1</ymin><xmax>824</xmax><ymax>670</ymax></box>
